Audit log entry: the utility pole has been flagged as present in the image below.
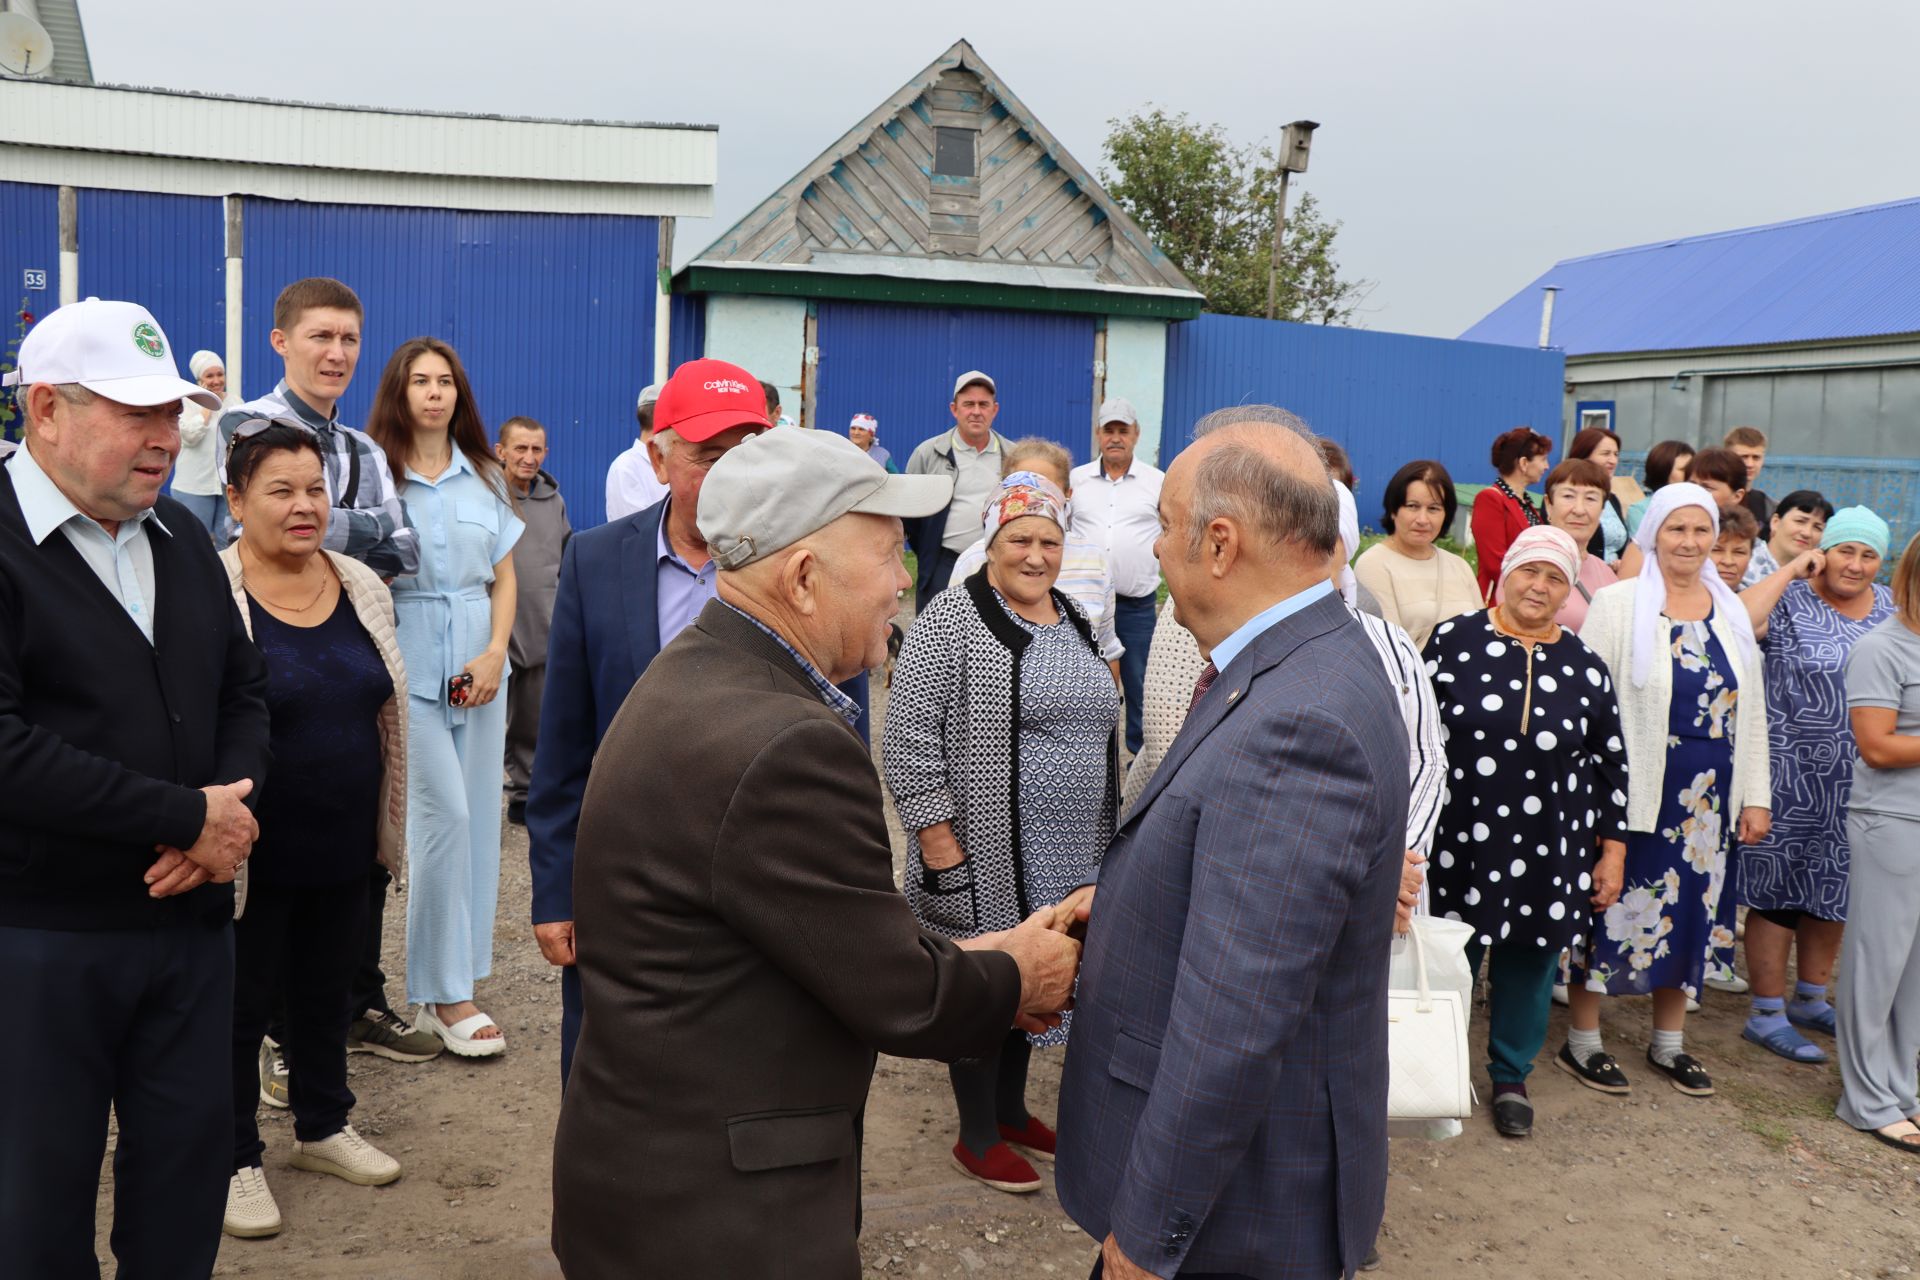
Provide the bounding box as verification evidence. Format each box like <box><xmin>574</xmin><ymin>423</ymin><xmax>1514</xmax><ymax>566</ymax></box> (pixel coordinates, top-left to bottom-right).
<box><xmin>1265</xmin><ymin>120</ymin><xmax>1320</xmax><ymax>322</ymax></box>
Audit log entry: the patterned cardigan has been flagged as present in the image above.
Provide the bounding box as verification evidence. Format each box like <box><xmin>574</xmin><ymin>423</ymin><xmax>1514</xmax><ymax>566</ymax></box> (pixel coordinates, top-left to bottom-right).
<box><xmin>883</xmin><ymin>570</ymin><xmax>1118</xmax><ymax>939</ymax></box>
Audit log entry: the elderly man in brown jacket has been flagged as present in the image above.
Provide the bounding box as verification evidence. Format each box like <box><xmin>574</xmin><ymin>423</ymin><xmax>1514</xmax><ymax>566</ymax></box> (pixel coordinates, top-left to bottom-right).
<box><xmin>551</xmin><ymin>428</ymin><xmax>1080</xmax><ymax>1278</ymax></box>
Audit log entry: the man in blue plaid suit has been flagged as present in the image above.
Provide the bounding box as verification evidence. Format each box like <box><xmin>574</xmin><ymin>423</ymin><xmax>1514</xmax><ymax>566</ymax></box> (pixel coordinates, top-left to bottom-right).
<box><xmin>1055</xmin><ymin>409</ymin><xmax>1409</xmax><ymax>1280</ymax></box>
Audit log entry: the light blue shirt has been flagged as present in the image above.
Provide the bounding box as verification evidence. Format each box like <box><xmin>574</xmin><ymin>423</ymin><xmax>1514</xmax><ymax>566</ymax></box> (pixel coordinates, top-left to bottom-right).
<box><xmin>5</xmin><ymin>441</ymin><xmax>167</xmax><ymax>644</ymax></box>
<box><xmin>656</xmin><ymin>499</ymin><xmax>718</xmax><ymax>645</ymax></box>
<box><xmin>389</xmin><ymin>450</ymin><xmax>525</xmax><ymax>715</ymax></box>
<box><xmin>1208</xmin><ymin>580</ymin><xmax>1335</xmax><ymax>676</ymax></box>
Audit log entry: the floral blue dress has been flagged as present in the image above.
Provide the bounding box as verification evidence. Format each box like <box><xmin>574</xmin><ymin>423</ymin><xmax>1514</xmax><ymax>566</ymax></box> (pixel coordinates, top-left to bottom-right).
<box><xmin>1576</xmin><ymin>617</ymin><xmax>1739</xmax><ymax>998</ymax></box>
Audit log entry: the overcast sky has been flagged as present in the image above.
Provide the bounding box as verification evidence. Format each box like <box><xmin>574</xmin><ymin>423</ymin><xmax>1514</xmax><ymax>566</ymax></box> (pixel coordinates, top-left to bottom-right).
<box><xmin>77</xmin><ymin>0</ymin><xmax>1920</xmax><ymax>337</ymax></box>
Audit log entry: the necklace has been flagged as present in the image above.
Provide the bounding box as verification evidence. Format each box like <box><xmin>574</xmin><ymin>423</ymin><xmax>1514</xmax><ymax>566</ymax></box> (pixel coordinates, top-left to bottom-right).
<box><xmin>240</xmin><ymin>548</ymin><xmax>333</xmax><ymax>613</ymax></box>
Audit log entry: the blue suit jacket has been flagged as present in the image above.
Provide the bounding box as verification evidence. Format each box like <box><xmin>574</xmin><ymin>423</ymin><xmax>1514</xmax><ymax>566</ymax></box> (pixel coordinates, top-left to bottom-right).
<box><xmin>1056</xmin><ymin>592</ymin><xmax>1408</xmax><ymax>1280</ymax></box>
<box><xmin>526</xmin><ymin>499</ymin><xmax>869</xmax><ymax>925</ymax></box>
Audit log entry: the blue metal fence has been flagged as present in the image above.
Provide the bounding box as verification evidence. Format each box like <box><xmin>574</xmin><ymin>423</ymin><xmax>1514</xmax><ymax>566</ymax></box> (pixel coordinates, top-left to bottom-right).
<box><xmin>1162</xmin><ymin>313</ymin><xmax>1566</xmax><ymax>532</ymax></box>
<box><xmin>76</xmin><ymin>189</ymin><xmax>226</xmax><ymax>361</ymax></box>
<box><xmin>814</xmin><ymin>300</ymin><xmax>1096</xmax><ymax>466</ymax></box>
<box><xmin>668</xmin><ymin>291</ymin><xmax>706</xmax><ymax>373</ymax></box>
<box><xmin>0</xmin><ymin>182</ymin><xmax>60</xmax><ymax>427</ymax></box>
<box><xmin>242</xmin><ymin>199</ymin><xmax>658</xmax><ymax>528</ymax></box>
<box><xmin>1622</xmin><ymin>452</ymin><xmax>1920</xmax><ymax>548</ymax></box>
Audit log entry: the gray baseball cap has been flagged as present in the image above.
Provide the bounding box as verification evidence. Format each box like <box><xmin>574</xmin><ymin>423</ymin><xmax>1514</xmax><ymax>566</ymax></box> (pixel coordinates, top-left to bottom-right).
<box><xmin>636</xmin><ymin>382</ymin><xmax>661</xmax><ymax>410</ymax></box>
<box><xmin>952</xmin><ymin>370</ymin><xmax>996</xmax><ymax>398</ymax></box>
<box><xmin>698</xmin><ymin>429</ymin><xmax>954</xmax><ymax>570</ymax></box>
<box><xmin>1097</xmin><ymin>396</ymin><xmax>1138</xmax><ymax>427</ymax></box>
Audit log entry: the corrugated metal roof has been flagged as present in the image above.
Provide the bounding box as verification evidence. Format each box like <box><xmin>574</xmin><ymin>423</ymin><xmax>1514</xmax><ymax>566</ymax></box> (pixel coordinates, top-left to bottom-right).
<box><xmin>30</xmin><ymin>0</ymin><xmax>93</xmax><ymax>85</ymax></box>
<box><xmin>1</xmin><ymin>79</ymin><xmax>717</xmax><ymax>188</ymax></box>
<box><xmin>1461</xmin><ymin>197</ymin><xmax>1920</xmax><ymax>355</ymax></box>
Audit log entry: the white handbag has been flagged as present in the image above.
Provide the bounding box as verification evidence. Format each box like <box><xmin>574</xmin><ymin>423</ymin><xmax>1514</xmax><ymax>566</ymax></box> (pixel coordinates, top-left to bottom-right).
<box><xmin>1385</xmin><ymin>916</ymin><xmax>1474</xmax><ymax>1121</ymax></box>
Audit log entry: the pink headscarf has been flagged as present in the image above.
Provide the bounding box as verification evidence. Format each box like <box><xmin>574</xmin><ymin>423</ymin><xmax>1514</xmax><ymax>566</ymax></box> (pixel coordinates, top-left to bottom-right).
<box><xmin>1499</xmin><ymin>525</ymin><xmax>1582</xmax><ymax>593</ymax></box>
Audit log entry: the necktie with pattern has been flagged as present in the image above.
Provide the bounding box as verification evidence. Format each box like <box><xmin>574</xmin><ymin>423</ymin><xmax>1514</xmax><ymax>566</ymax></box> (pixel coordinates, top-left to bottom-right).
<box><xmin>1188</xmin><ymin>660</ymin><xmax>1219</xmax><ymax>713</ymax></box>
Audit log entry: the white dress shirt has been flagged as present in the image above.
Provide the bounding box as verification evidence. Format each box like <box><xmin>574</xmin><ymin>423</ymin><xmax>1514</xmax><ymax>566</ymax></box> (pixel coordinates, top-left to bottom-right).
<box><xmin>1069</xmin><ymin>457</ymin><xmax>1165</xmax><ymax>598</ymax></box>
<box><xmin>6</xmin><ymin>442</ymin><xmax>164</xmax><ymax>643</ymax></box>
<box><xmin>605</xmin><ymin>439</ymin><xmax>668</xmax><ymax>522</ymax></box>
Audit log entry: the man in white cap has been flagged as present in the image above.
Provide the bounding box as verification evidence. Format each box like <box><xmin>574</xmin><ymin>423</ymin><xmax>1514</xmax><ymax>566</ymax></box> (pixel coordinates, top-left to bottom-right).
<box><xmin>0</xmin><ymin>298</ymin><xmax>272</xmax><ymax>1274</ymax></box>
<box><xmin>552</xmin><ymin>428</ymin><xmax>1081</xmax><ymax>1279</ymax></box>
<box><xmin>604</xmin><ymin>381</ymin><xmax>667</xmax><ymax>521</ymax></box>
<box><xmin>1070</xmin><ymin>396</ymin><xmax>1164</xmax><ymax>755</ymax></box>
<box><xmin>904</xmin><ymin>370</ymin><xmax>1010</xmax><ymax>611</ymax></box>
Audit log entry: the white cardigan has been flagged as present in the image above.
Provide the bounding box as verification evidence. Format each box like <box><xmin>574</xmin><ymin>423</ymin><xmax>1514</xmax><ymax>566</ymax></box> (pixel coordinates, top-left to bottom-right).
<box><xmin>1578</xmin><ymin>580</ymin><xmax>1771</xmax><ymax>833</ymax></box>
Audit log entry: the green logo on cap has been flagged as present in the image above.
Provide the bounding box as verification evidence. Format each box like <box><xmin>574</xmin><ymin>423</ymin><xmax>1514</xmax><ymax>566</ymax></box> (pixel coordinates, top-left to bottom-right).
<box><xmin>132</xmin><ymin>322</ymin><xmax>165</xmax><ymax>360</ymax></box>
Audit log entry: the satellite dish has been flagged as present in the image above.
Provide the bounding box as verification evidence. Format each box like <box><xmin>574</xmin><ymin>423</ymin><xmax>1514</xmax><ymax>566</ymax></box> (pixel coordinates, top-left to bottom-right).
<box><xmin>0</xmin><ymin>12</ymin><xmax>55</xmax><ymax>79</ymax></box>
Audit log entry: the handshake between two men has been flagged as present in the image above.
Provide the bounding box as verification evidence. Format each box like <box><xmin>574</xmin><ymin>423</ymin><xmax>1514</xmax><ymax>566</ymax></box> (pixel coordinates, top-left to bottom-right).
<box><xmin>957</xmin><ymin>884</ymin><xmax>1097</xmax><ymax>1035</ymax></box>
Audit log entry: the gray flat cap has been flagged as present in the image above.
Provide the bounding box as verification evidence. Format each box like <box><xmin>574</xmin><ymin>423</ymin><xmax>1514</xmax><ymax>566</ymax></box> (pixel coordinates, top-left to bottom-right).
<box><xmin>698</xmin><ymin>429</ymin><xmax>953</xmax><ymax>570</ymax></box>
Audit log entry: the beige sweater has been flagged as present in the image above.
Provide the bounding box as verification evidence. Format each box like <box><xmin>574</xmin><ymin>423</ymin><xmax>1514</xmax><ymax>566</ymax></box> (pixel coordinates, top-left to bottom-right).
<box><xmin>1578</xmin><ymin>579</ymin><xmax>1771</xmax><ymax>833</ymax></box>
<box><xmin>219</xmin><ymin>546</ymin><xmax>409</xmax><ymax>916</ymax></box>
<box><xmin>1352</xmin><ymin>542</ymin><xmax>1483</xmax><ymax>650</ymax></box>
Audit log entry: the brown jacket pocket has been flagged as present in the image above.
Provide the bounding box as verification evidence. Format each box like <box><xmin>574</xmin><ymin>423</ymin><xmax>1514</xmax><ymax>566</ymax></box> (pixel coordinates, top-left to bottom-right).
<box><xmin>726</xmin><ymin>1106</ymin><xmax>855</xmax><ymax>1173</ymax></box>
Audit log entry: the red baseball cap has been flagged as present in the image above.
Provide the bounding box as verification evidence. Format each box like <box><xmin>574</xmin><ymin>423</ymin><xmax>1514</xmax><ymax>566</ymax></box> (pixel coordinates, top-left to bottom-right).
<box><xmin>654</xmin><ymin>358</ymin><xmax>771</xmax><ymax>443</ymax></box>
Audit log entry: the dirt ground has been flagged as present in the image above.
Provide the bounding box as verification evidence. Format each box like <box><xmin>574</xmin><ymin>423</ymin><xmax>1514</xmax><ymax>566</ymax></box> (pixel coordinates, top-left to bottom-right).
<box><xmin>97</xmin><ymin>685</ymin><xmax>1920</xmax><ymax>1279</ymax></box>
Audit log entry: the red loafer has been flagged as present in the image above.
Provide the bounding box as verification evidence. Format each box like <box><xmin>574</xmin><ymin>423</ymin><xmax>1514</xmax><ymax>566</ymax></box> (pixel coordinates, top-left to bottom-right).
<box><xmin>950</xmin><ymin>1141</ymin><xmax>1042</xmax><ymax>1193</ymax></box>
<box><xmin>997</xmin><ymin>1115</ymin><xmax>1056</xmax><ymax>1163</ymax></box>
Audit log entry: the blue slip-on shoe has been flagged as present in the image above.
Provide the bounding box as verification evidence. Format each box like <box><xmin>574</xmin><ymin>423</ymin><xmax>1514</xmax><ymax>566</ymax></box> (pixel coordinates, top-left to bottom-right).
<box><xmin>1743</xmin><ymin>1021</ymin><xmax>1828</xmax><ymax>1064</ymax></box>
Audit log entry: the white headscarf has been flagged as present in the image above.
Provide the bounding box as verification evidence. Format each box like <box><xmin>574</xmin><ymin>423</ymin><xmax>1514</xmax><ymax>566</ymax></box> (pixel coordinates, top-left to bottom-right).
<box><xmin>1334</xmin><ymin>482</ymin><xmax>1360</xmax><ymax>607</ymax></box>
<box><xmin>1628</xmin><ymin>481</ymin><xmax>1757</xmax><ymax>688</ymax></box>
<box><xmin>188</xmin><ymin>350</ymin><xmax>224</xmax><ymax>382</ymax></box>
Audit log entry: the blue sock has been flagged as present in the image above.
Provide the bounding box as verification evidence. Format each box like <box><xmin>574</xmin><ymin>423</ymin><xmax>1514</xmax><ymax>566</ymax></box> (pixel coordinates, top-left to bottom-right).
<box><xmin>1747</xmin><ymin>996</ymin><xmax>1786</xmax><ymax>1033</ymax></box>
<box><xmin>1792</xmin><ymin>981</ymin><xmax>1830</xmax><ymax>1012</ymax></box>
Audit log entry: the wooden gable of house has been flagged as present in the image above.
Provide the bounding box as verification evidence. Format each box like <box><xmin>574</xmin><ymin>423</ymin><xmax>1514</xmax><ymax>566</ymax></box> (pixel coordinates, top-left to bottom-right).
<box><xmin>695</xmin><ymin>40</ymin><xmax>1196</xmax><ymax>296</ymax></box>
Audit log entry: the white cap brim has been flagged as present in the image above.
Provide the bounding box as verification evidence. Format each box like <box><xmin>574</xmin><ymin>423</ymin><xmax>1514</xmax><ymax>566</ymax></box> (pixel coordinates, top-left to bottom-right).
<box><xmin>81</xmin><ymin>373</ymin><xmax>221</xmax><ymax>411</ymax></box>
<box><xmin>847</xmin><ymin>473</ymin><xmax>954</xmax><ymax>520</ymax></box>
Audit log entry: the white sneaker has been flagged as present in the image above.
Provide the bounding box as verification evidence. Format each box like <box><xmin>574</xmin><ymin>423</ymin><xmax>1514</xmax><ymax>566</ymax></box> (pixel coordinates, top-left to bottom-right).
<box><xmin>1705</xmin><ymin>973</ymin><xmax>1750</xmax><ymax>994</ymax></box>
<box><xmin>1551</xmin><ymin>983</ymin><xmax>1570</xmax><ymax>1007</ymax></box>
<box><xmin>224</xmin><ymin>1166</ymin><xmax>282</xmax><ymax>1238</ymax></box>
<box><xmin>290</xmin><ymin>1124</ymin><xmax>402</xmax><ymax>1186</ymax></box>
<box><xmin>1685</xmin><ymin>995</ymin><xmax>1702</xmax><ymax>1013</ymax></box>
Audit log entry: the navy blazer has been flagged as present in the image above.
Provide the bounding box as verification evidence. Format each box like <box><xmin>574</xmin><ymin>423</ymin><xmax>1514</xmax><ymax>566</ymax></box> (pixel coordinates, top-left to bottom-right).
<box><xmin>1055</xmin><ymin>591</ymin><xmax>1408</xmax><ymax>1280</ymax></box>
<box><xmin>526</xmin><ymin>498</ymin><xmax>868</xmax><ymax>926</ymax></box>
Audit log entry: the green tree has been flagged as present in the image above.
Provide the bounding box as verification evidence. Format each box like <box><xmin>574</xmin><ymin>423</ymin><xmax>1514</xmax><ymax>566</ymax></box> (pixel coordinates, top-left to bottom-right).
<box><xmin>1100</xmin><ymin>108</ymin><xmax>1371</xmax><ymax>323</ymax></box>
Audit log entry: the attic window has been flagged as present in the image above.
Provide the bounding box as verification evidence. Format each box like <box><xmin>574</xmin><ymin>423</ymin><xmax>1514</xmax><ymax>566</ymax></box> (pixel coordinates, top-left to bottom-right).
<box><xmin>934</xmin><ymin>127</ymin><xmax>976</xmax><ymax>178</ymax></box>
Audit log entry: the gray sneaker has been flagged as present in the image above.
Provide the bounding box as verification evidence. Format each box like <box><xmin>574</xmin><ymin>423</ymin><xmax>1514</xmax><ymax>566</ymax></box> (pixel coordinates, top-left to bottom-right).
<box><xmin>258</xmin><ymin>1039</ymin><xmax>289</xmax><ymax>1110</ymax></box>
<box><xmin>347</xmin><ymin>1008</ymin><xmax>444</xmax><ymax>1063</ymax></box>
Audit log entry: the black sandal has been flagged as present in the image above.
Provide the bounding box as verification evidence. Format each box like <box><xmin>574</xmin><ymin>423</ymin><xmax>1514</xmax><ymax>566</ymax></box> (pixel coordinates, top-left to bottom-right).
<box><xmin>1646</xmin><ymin>1049</ymin><xmax>1714</xmax><ymax>1096</ymax></box>
<box><xmin>1868</xmin><ymin>1122</ymin><xmax>1920</xmax><ymax>1156</ymax></box>
<box><xmin>1555</xmin><ymin>1042</ymin><xmax>1631</xmax><ymax>1094</ymax></box>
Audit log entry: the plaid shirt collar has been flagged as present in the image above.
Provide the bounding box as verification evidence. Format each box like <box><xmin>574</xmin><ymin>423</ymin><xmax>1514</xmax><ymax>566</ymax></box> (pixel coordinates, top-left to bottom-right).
<box><xmin>723</xmin><ymin>602</ymin><xmax>861</xmax><ymax>728</ymax></box>
<box><xmin>273</xmin><ymin>380</ymin><xmax>340</xmax><ymax>432</ymax></box>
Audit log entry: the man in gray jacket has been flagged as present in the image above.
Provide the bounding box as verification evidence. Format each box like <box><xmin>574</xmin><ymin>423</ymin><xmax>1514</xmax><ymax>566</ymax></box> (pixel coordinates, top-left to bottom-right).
<box><xmin>497</xmin><ymin>415</ymin><xmax>572</xmax><ymax>826</ymax></box>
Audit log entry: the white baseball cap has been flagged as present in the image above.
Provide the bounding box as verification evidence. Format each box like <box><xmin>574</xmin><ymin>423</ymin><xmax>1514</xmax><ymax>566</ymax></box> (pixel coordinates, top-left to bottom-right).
<box><xmin>699</xmin><ymin>429</ymin><xmax>953</xmax><ymax>570</ymax></box>
<box><xmin>1098</xmin><ymin>396</ymin><xmax>1138</xmax><ymax>427</ymax></box>
<box><xmin>2</xmin><ymin>298</ymin><xmax>219</xmax><ymax>411</ymax></box>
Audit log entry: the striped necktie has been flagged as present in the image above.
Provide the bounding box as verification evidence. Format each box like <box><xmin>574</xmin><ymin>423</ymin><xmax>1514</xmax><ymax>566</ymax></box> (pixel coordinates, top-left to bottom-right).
<box><xmin>1188</xmin><ymin>661</ymin><xmax>1219</xmax><ymax>713</ymax></box>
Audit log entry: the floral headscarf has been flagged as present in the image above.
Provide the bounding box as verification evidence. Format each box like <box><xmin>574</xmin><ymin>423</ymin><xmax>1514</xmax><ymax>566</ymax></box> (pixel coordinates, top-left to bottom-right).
<box><xmin>982</xmin><ymin>470</ymin><xmax>1068</xmax><ymax>546</ymax></box>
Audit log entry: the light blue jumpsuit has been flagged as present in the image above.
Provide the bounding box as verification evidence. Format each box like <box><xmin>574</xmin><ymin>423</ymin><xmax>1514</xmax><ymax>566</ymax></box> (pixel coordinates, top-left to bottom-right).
<box><xmin>392</xmin><ymin>451</ymin><xmax>524</xmax><ymax>1007</ymax></box>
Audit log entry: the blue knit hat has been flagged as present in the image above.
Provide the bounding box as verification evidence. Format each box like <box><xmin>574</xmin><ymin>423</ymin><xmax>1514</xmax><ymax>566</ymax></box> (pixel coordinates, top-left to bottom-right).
<box><xmin>1820</xmin><ymin>505</ymin><xmax>1890</xmax><ymax>558</ymax></box>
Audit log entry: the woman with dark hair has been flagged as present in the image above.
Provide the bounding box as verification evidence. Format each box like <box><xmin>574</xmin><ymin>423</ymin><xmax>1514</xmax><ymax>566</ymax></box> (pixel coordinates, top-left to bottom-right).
<box><xmin>1471</xmin><ymin>427</ymin><xmax>1553</xmax><ymax>604</ymax></box>
<box><xmin>366</xmin><ymin>338</ymin><xmax>524</xmax><ymax>1057</ymax></box>
<box><xmin>1354</xmin><ymin>459</ymin><xmax>1481</xmax><ymax>648</ymax></box>
<box><xmin>1510</xmin><ymin>458</ymin><xmax>1618</xmax><ymax>631</ymax></box>
<box><xmin>1626</xmin><ymin>441</ymin><xmax>1694</xmax><ymax>538</ymax></box>
<box><xmin>1318</xmin><ymin>437</ymin><xmax>1355</xmax><ymax>490</ymax></box>
<box><xmin>218</xmin><ymin>420</ymin><xmax>409</xmax><ymax>1238</ymax></box>
<box><xmin>1741</xmin><ymin>489</ymin><xmax>1834</xmax><ymax>588</ymax></box>
<box><xmin>1567</xmin><ymin>426</ymin><xmax>1629</xmax><ymax>564</ymax></box>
